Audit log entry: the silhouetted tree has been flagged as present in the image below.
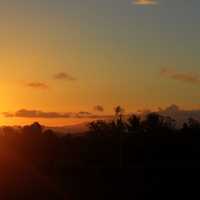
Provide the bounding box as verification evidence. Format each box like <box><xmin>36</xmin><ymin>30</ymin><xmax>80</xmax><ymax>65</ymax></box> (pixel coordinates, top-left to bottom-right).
<box><xmin>182</xmin><ymin>122</ymin><xmax>189</xmax><ymax>132</ymax></box>
<box><xmin>142</xmin><ymin>113</ymin><xmax>163</xmax><ymax>131</ymax></box>
<box><xmin>114</xmin><ymin>106</ymin><xmax>125</xmax><ymax>133</ymax></box>
<box><xmin>89</xmin><ymin>120</ymin><xmax>111</xmax><ymax>136</ymax></box>
<box><xmin>162</xmin><ymin>116</ymin><xmax>176</xmax><ymax>131</ymax></box>
<box><xmin>3</xmin><ymin>126</ymin><xmax>17</xmax><ymax>136</ymax></box>
<box><xmin>114</xmin><ymin>106</ymin><xmax>124</xmax><ymax>120</ymax></box>
<box><xmin>188</xmin><ymin>118</ymin><xmax>200</xmax><ymax>130</ymax></box>
<box><xmin>22</xmin><ymin>122</ymin><xmax>43</xmax><ymax>136</ymax></box>
<box><xmin>0</xmin><ymin>110</ymin><xmax>200</xmax><ymax>199</ymax></box>
<box><xmin>127</xmin><ymin>114</ymin><xmax>141</xmax><ymax>133</ymax></box>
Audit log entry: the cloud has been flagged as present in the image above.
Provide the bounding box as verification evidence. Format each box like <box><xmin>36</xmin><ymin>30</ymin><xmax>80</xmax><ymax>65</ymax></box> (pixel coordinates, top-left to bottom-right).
<box><xmin>3</xmin><ymin>109</ymin><xmax>70</xmax><ymax>118</ymax></box>
<box><xmin>137</xmin><ymin>104</ymin><xmax>200</xmax><ymax>127</ymax></box>
<box><xmin>2</xmin><ymin>109</ymin><xmax>104</xmax><ymax>119</ymax></box>
<box><xmin>94</xmin><ymin>105</ymin><xmax>104</xmax><ymax>112</ymax></box>
<box><xmin>158</xmin><ymin>105</ymin><xmax>200</xmax><ymax>126</ymax></box>
<box><xmin>76</xmin><ymin>111</ymin><xmax>95</xmax><ymax>118</ymax></box>
<box><xmin>53</xmin><ymin>72</ymin><xmax>76</xmax><ymax>81</ymax></box>
<box><xmin>160</xmin><ymin>68</ymin><xmax>200</xmax><ymax>85</ymax></box>
<box><xmin>133</xmin><ymin>0</ymin><xmax>157</xmax><ymax>5</ymax></box>
<box><xmin>26</xmin><ymin>82</ymin><xmax>49</xmax><ymax>89</ymax></box>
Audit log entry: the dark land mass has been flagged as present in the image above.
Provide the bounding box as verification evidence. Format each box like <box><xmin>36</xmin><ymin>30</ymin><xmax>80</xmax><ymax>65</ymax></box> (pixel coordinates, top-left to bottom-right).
<box><xmin>0</xmin><ymin>112</ymin><xmax>199</xmax><ymax>199</ymax></box>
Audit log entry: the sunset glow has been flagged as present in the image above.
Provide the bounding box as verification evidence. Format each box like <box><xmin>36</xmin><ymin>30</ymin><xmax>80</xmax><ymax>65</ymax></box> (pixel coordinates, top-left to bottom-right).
<box><xmin>0</xmin><ymin>0</ymin><xmax>199</xmax><ymax>126</ymax></box>
<box><xmin>0</xmin><ymin>1</ymin><xmax>199</xmax><ymax>198</ymax></box>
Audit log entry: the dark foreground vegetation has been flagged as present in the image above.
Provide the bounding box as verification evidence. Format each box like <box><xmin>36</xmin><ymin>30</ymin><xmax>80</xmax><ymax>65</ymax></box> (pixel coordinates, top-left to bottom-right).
<box><xmin>0</xmin><ymin>107</ymin><xmax>200</xmax><ymax>199</ymax></box>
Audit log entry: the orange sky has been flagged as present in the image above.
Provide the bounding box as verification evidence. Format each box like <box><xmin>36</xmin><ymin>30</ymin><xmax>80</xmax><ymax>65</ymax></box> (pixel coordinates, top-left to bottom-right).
<box><xmin>0</xmin><ymin>0</ymin><xmax>200</xmax><ymax>126</ymax></box>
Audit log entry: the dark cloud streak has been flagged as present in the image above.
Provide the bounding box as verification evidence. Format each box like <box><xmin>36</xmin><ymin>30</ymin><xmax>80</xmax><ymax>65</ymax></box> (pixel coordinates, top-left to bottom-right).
<box><xmin>160</xmin><ymin>68</ymin><xmax>200</xmax><ymax>85</ymax></box>
<box><xmin>53</xmin><ymin>72</ymin><xmax>76</xmax><ymax>81</ymax></box>
<box><xmin>94</xmin><ymin>105</ymin><xmax>104</xmax><ymax>112</ymax></box>
<box><xmin>26</xmin><ymin>82</ymin><xmax>49</xmax><ymax>89</ymax></box>
<box><xmin>2</xmin><ymin>109</ymin><xmax>107</xmax><ymax>119</ymax></box>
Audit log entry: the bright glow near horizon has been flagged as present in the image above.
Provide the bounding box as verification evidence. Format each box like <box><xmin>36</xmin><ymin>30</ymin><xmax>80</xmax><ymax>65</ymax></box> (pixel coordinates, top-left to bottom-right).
<box><xmin>0</xmin><ymin>0</ymin><xmax>200</xmax><ymax>126</ymax></box>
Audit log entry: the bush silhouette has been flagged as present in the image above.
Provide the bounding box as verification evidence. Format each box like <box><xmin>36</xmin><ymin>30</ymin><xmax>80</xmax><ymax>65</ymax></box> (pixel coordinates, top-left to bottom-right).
<box><xmin>0</xmin><ymin>112</ymin><xmax>199</xmax><ymax>199</ymax></box>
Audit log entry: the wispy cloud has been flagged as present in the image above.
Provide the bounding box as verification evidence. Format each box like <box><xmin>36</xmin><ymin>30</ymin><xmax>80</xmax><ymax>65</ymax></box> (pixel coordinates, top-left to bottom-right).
<box><xmin>133</xmin><ymin>0</ymin><xmax>157</xmax><ymax>5</ymax></box>
<box><xmin>160</xmin><ymin>68</ymin><xmax>200</xmax><ymax>85</ymax></box>
<box><xmin>3</xmin><ymin>109</ymin><xmax>70</xmax><ymax>118</ymax></box>
<box><xmin>94</xmin><ymin>105</ymin><xmax>104</xmax><ymax>112</ymax></box>
<box><xmin>2</xmin><ymin>109</ymin><xmax>105</xmax><ymax>119</ymax></box>
<box><xmin>26</xmin><ymin>82</ymin><xmax>49</xmax><ymax>89</ymax></box>
<box><xmin>53</xmin><ymin>72</ymin><xmax>76</xmax><ymax>81</ymax></box>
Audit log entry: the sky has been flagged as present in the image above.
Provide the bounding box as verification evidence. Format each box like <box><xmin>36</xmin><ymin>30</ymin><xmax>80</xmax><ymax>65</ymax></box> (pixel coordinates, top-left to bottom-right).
<box><xmin>0</xmin><ymin>0</ymin><xmax>200</xmax><ymax>126</ymax></box>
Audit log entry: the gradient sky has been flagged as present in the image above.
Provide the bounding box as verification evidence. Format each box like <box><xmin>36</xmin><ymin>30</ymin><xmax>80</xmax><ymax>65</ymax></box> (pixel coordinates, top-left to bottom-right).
<box><xmin>0</xmin><ymin>0</ymin><xmax>200</xmax><ymax>125</ymax></box>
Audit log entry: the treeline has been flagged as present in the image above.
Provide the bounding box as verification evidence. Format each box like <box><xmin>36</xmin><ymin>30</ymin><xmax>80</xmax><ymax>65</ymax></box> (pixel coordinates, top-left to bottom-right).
<box><xmin>0</xmin><ymin>107</ymin><xmax>200</xmax><ymax>199</ymax></box>
<box><xmin>1</xmin><ymin>109</ymin><xmax>200</xmax><ymax>169</ymax></box>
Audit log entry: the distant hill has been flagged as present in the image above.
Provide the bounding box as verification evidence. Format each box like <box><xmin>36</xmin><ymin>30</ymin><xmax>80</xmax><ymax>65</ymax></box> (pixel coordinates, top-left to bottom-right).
<box><xmin>46</xmin><ymin>122</ymin><xmax>90</xmax><ymax>135</ymax></box>
<box><xmin>0</xmin><ymin>122</ymin><xmax>90</xmax><ymax>136</ymax></box>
